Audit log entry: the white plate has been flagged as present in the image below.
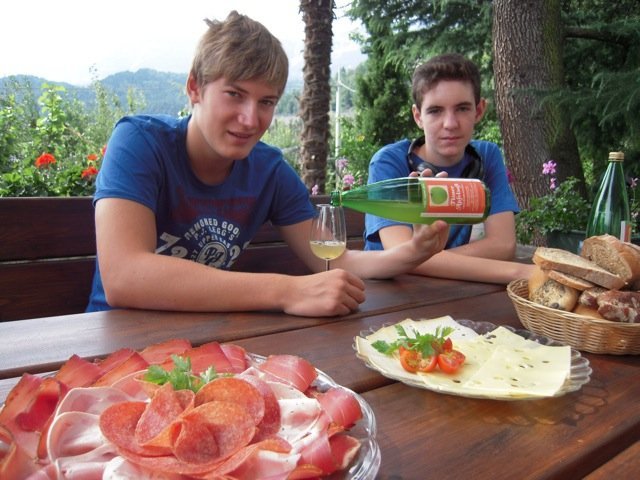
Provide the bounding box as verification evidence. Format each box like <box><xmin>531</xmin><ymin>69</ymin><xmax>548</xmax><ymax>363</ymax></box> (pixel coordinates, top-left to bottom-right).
<box><xmin>353</xmin><ymin>319</ymin><xmax>592</xmax><ymax>401</ymax></box>
<box><xmin>250</xmin><ymin>354</ymin><xmax>380</xmax><ymax>480</ymax></box>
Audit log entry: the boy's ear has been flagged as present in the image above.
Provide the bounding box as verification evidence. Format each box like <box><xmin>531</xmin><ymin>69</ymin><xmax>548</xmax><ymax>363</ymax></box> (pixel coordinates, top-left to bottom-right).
<box><xmin>186</xmin><ymin>74</ymin><xmax>200</xmax><ymax>104</ymax></box>
<box><xmin>411</xmin><ymin>104</ymin><xmax>422</xmax><ymax>128</ymax></box>
<box><xmin>475</xmin><ymin>98</ymin><xmax>487</xmax><ymax>123</ymax></box>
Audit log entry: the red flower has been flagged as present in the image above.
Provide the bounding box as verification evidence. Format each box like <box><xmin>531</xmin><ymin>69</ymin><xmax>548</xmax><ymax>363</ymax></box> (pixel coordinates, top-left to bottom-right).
<box><xmin>101</xmin><ymin>145</ymin><xmax>107</xmax><ymax>157</ymax></box>
<box><xmin>34</xmin><ymin>153</ymin><xmax>56</xmax><ymax>168</ymax></box>
<box><xmin>81</xmin><ymin>166</ymin><xmax>99</xmax><ymax>179</ymax></box>
<box><xmin>87</xmin><ymin>153</ymin><xmax>98</xmax><ymax>162</ymax></box>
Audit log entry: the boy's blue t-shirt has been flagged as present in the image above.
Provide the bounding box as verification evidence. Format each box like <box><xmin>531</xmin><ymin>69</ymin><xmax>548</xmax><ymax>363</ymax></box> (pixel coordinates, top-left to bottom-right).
<box><xmin>87</xmin><ymin>114</ymin><xmax>315</xmax><ymax>312</ymax></box>
<box><xmin>364</xmin><ymin>139</ymin><xmax>519</xmax><ymax>250</ymax></box>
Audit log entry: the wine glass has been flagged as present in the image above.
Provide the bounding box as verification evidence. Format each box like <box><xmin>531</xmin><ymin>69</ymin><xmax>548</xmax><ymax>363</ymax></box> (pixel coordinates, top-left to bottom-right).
<box><xmin>310</xmin><ymin>204</ymin><xmax>347</xmax><ymax>271</ymax></box>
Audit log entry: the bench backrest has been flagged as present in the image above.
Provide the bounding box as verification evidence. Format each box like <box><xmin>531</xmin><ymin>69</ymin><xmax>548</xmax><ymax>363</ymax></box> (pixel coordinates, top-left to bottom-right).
<box><xmin>0</xmin><ymin>196</ymin><xmax>364</xmax><ymax>321</ymax></box>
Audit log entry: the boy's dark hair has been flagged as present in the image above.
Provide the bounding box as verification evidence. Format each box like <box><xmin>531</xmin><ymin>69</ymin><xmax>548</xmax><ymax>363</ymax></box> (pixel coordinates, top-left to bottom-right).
<box><xmin>190</xmin><ymin>10</ymin><xmax>289</xmax><ymax>96</ymax></box>
<box><xmin>412</xmin><ymin>53</ymin><xmax>481</xmax><ymax>109</ymax></box>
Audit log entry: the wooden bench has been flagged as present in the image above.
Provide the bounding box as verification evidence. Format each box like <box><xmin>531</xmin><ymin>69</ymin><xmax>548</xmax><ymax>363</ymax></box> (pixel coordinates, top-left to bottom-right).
<box><xmin>0</xmin><ymin>196</ymin><xmax>364</xmax><ymax>322</ymax></box>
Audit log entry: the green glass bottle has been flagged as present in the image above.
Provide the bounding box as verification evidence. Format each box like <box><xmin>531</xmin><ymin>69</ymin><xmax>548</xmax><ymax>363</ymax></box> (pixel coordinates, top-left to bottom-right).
<box><xmin>586</xmin><ymin>151</ymin><xmax>631</xmax><ymax>241</ymax></box>
<box><xmin>330</xmin><ymin>177</ymin><xmax>490</xmax><ymax>225</ymax></box>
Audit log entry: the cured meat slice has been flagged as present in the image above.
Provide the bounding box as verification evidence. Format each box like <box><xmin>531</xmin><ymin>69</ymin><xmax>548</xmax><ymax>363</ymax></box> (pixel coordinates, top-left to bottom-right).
<box><xmin>237</xmin><ymin>374</ymin><xmax>281</xmax><ymax>441</ymax></box>
<box><xmin>194</xmin><ymin>377</ymin><xmax>265</xmax><ymax>426</ymax></box>
<box><xmin>55</xmin><ymin>386</ymin><xmax>134</xmax><ymax>417</ymax></box>
<box><xmin>162</xmin><ymin>342</ymin><xmax>234</xmax><ymax>375</ymax></box>
<box><xmin>0</xmin><ymin>425</ymin><xmax>40</xmax><ymax>480</ymax></box>
<box><xmin>213</xmin><ymin>437</ymin><xmax>295</xmax><ymax>478</ymax></box>
<box><xmin>99</xmin><ymin>401</ymin><xmax>170</xmax><ymax>456</ymax></box>
<box><xmin>47</xmin><ymin>411</ymin><xmax>107</xmax><ymax>459</ymax></box>
<box><xmin>220</xmin><ymin>343</ymin><xmax>249</xmax><ymax>373</ymax></box>
<box><xmin>178</xmin><ymin>400</ymin><xmax>255</xmax><ymax>460</ymax></box>
<box><xmin>54</xmin><ymin>354</ymin><xmax>103</xmax><ymax>388</ymax></box>
<box><xmin>92</xmin><ymin>352</ymin><xmax>149</xmax><ymax>388</ymax></box>
<box><xmin>257</xmin><ymin>354</ymin><xmax>318</xmax><ymax>392</ymax></box>
<box><xmin>315</xmin><ymin>387</ymin><xmax>363</xmax><ymax>428</ymax></box>
<box><xmin>329</xmin><ymin>434</ymin><xmax>361</xmax><ymax>470</ymax></box>
<box><xmin>16</xmin><ymin>377</ymin><xmax>67</xmax><ymax>432</ymax></box>
<box><xmin>135</xmin><ymin>383</ymin><xmax>194</xmax><ymax>447</ymax></box>
<box><xmin>140</xmin><ymin>338</ymin><xmax>192</xmax><ymax>364</ymax></box>
<box><xmin>96</xmin><ymin>348</ymin><xmax>137</xmax><ymax>373</ymax></box>
<box><xmin>269</xmin><ymin>382</ymin><xmax>324</xmax><ymax>445</ymax></box>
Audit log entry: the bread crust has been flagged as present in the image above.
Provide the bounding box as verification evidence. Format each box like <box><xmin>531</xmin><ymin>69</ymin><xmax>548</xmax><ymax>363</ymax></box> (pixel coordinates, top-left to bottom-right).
<box><xmin>581</xmin><ymin>234</ymin><xmax>640</xmax><ymax>283</ymax></box>
<box><xmin>532</xmin><ymin>247</ymin><xmax>625</xmax><ymax>290</ymax></box>
<box><xmin>547</xmin><ymin>269</ymin><xmax>595</xmax><ymax>291</ymax></box>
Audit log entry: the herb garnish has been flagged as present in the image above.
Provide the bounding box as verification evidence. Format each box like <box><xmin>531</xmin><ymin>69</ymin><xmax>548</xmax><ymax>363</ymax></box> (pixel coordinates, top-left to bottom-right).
<box><xmin>372</xmin><ymin>325</ymin><xmax>454</xmax><ymax>357</ymax></box>
<box><xmin>143</xmin><ymin>355</ymin><xmax>219</xmax><ymax>393</ymax></box>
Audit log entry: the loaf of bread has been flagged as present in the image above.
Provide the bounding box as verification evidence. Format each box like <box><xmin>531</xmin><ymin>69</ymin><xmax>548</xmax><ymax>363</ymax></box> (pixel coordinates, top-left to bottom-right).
<box><xmin>581</xmin><ymin>234</ymin><xmax>640</xmax><ymax>283</ymax></box>
<box><xmin>528</xmin><ymin>266</ymin><xmax>578</xmax><ymax>311</ymax></box>
<box><xmin>532</xmin><ymin>247</ymin><xmax>625</xmax><ymax>290</ymax></box>
<box><xmin>573</xmin><ymin>303</ymin><xmax>605</xmax><ymax>319</ymax></box>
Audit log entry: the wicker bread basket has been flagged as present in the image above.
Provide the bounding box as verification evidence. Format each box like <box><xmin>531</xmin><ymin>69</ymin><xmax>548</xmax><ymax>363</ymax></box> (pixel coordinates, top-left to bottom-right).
<box><xmin>507</xmin><ymin>279</ymin><xmax>640</xmax><ymax>355</ymax></box>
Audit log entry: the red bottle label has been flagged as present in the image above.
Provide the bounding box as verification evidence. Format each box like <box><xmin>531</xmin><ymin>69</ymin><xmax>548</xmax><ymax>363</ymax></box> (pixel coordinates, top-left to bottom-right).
<box><xmin>421</xmin><ymin>178</ymin><xmax>487</xmax><ymax>218</ymax></box>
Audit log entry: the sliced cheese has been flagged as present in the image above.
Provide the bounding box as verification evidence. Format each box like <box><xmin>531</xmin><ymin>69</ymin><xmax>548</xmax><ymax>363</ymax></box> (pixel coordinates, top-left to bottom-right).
<box><xmin>356</xmin><ymin>318</ymin><xmax>572</xmax><ymax>399</ymax></box>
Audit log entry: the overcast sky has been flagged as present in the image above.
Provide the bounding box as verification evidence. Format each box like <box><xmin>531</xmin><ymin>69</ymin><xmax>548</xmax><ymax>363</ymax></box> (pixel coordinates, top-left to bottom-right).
<box><xmin>1</xmin><ymin>0</ymin><xmax>366</xmax><ymax>86</ymax></box>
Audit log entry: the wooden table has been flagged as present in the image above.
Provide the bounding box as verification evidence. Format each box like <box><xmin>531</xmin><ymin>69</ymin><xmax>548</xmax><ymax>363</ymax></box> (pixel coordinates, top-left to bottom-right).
<box><xmin>1</xmin><ymin>275</ymin><xmax>638</xmax><ymax>479</ymax></box>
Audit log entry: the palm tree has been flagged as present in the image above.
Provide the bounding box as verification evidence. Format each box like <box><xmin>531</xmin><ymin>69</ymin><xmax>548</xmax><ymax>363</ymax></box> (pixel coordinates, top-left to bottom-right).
<box><xmin>299</xmin><ymin>0</ymin><xmax>335</xmax><ymax>192</ymax></box>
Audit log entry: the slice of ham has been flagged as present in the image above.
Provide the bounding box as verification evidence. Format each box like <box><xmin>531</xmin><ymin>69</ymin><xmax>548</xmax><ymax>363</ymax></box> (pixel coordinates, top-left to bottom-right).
<box><xmin>315</xmin><ymin>386</ymin><xmax>363</xmax><ymax>428</ymax></box>
<box><xmin>220</xmin><ymin>343</ymin><xmax>249</xmax><ymax>373</ymax></box>
<box><xmin>54</xmin><ymin>355</ymin><xmax>103</xmax><ymax>389</ymax></box>
<box><xmin>257</xmin><ymin>354</ymin><xmax>318</xmax><ymax>392</ymax></box>
<box><xmin>139</xmin><ymin>338</ymin><xmax>192</xmax><ymax>364</ymax></box>
<box><xmin>91</xmin><ymin>352</ymin><xmax>149</xmax><ymax>388</ymax></box>
<box><xmin>161</xmin><ymin>342</ymin><xmax>234</xmax><ymax>375</ymax></box>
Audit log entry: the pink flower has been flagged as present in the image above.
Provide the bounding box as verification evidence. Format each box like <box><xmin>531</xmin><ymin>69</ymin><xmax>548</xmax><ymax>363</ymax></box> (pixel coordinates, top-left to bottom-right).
<box><xmin>336</xmin><ymin>157</ymin><xmax>349</xmax><ymax>172</ymax></box>
<box><xmin>311</xmin><ymin>184</ymin><xmax>319</xmax><ymax>196</ymax></box>
<box><xmin>343</xmin><ymin>174</ymin><xmax>355</xmax><ymax>188</ymax></box>
<box><xmin>549</xmin><ymin>177</ymin><xmax>557</xmax><ymax>190</ymax></box>
<box><xmin>631</xmin><ymin>177</ymin><xmax>638</xmax><ymax>189</ymax></box>
<box><xmin>542</xmin><ymin>160</ymin><xmax>557</xmax><ymax>176</ymax></box>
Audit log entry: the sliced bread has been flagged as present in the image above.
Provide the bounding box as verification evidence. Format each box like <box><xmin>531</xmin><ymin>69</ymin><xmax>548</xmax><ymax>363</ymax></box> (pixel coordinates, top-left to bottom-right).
<box><xmin>580</xmin><ymin>234</ymin><xmax>640</xmax><ymax>283</ymax></box>
<box><xmin>547</xmin><ymin>269</ymin><xmax>595</xmax><ymax>291</ymax></box>
<box><xmin>532</xmin><ymin>247</ymin><xmax>625</xmax><ymax>290</ymax></box>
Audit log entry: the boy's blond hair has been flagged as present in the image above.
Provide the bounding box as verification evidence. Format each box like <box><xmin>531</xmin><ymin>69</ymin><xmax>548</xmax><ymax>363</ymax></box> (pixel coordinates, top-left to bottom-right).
<box><xmin>190</xmin><ymin>11</ymin><xmax>288</xmax><ymax>96</ymax></box>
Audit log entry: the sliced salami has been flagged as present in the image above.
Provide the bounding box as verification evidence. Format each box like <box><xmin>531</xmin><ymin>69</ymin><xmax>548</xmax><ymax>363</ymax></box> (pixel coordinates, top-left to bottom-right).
<box><xmin>194</xmin><ymin>377</ymin><xmax>265</xmax><ymax>426</ymax></box>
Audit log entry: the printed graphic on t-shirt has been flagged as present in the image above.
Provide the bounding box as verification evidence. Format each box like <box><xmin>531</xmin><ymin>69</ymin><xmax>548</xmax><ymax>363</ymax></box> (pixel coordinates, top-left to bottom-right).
<box><xmin>155</xmin><ymin>189</ymin><xmax>257</xmax><ymax>269</ymax></box>
<box><xmin>156</xmin><ymin>217</ymin><xmax>245</xmax><ymax>268</ymax></box>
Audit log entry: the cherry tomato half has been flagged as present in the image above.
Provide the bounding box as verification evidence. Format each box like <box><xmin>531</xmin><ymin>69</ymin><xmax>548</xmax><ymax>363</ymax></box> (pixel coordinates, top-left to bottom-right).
<box><xmin>399</xmin><ymin>346</ymin><xmax>438</xmax><ymax>373</ymax></box>
<box><xmin>437</xmin><ymin>349</ymin><xmax>466</xmax><ymax>374</ymax></box>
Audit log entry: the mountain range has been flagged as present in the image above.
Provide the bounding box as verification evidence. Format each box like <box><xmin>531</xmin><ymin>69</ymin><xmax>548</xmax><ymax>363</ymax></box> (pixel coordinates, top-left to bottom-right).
<box><xmin>0</xmin><ymin>69</ymin><xmax>304</xmax><ymax>116</ymax></box>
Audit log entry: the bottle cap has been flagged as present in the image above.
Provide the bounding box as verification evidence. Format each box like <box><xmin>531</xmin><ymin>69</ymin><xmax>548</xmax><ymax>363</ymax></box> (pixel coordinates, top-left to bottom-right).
<box><xmin>608</xmin><ymin>151</ymin><xmax>624</xmax><ymax>161</ymax></box>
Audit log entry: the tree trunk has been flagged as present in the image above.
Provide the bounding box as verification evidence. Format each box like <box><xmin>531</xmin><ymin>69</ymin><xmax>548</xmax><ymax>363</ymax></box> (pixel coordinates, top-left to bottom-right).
<box><xmin>299</xmin><ymin>0</ymin><xmax>334</xmax><ymax>192</ymax></box>
<box><xmin>492</xmin><ymin>0</ymin><xmax>584</xmax><ymax>211</ymax></box>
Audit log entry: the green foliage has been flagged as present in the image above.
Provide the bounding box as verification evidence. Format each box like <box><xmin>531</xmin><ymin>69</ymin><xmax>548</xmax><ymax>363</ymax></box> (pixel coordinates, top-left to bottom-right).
<box><xmin>263</xmin><ymin>117</ymin><xmax>303</xmax><ymax>173</ymax></box>
<box><xmin>0</xmin><ymin>77</ymin><xmax>131</xmax><ymax>197</ymax></box>
<box><xmin>516</xmin><ymin>177</ymin><xmax>591</xmax><ymax>245</ymax></box>
<box><xmin>332</xmin><ymin>117</ymin><xmax>380</xmax><ymax>188</ymax></box>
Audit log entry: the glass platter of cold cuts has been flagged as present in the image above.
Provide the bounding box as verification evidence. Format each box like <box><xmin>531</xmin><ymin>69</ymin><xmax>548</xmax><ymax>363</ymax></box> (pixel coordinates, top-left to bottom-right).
<box><xmin>0</xmin><ymin>339</ymin><xmax>381</xmax><ymax>479</ymax></box>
